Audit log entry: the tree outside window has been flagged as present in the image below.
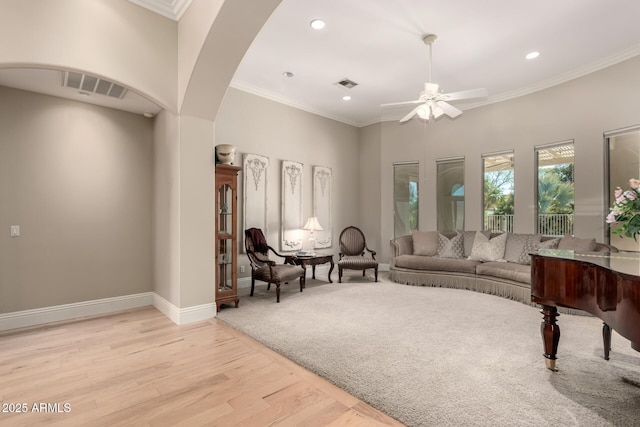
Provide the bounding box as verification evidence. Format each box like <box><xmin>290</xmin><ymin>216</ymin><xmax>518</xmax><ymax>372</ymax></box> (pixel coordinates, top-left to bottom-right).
<box><xmin>536</xmin><ymin>143</ymin><xmax>574</xmax><ymax>235</ymax></box>
<box><xmin>483</xmin><ymin>153</ymin><xmax>515</xmax><ymax>232</ymax></box>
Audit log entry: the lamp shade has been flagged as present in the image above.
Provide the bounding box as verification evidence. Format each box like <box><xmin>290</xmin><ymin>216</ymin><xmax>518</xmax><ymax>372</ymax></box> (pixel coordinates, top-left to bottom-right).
<box><xmin>303</xmin><ymin>216</ymin><xmax>323</xmax><ymax>231</ymax></box>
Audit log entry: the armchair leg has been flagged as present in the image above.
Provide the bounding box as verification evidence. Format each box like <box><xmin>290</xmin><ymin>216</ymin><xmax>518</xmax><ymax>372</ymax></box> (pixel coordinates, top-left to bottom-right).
<box><xmin>250</xmin><ymin>277</ymin><xmax>255</xmax><ymax>296</ymax></box>
<box><xmin>276</xmin><ymin>283</ymin><xmax>281</xmax><ymax>303</ymax></box>
<box><xmin>375</xmin><ymin>267</ymin><xmax>378</xmax><ymax>282</ymax></box>
<box><xmin>338</xmin><ymin>267</ymin><xmax>342</xmax><ymax>283</ymax></box>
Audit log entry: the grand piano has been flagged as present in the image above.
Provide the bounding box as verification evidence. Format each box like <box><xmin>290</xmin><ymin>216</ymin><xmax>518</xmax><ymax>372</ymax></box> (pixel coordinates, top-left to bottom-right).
<box><xmin>531</xmin><ymin>249</ymin><xmax>640</xmax><ymax>371</ymax></box>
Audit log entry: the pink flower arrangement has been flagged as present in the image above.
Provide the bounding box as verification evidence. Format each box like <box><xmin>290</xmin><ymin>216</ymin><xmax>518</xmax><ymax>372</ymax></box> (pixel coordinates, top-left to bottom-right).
<box><xmin>607</xmin><ymin>178</ymin><xmax>640</xmax><ymax>239</ymax></box>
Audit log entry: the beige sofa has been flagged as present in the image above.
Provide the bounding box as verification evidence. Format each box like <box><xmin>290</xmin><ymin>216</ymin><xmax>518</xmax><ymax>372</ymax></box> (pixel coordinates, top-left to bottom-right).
<box><xmin>389</xmin><ymin>230</ymin><xmax>617</xmax><ymax>307</ymax></box>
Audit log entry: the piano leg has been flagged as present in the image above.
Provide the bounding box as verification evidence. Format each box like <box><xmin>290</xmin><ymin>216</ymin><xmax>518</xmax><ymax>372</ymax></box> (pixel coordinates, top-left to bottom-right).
<box><xmin>540</xmin><ymin>305</ymin><xmax>560</xmax><ymax>371</ymax></box>
<box><xmin>602</xmin><ymin>322</ymin><xmax>612</xmax><ymax>360</ymax></box>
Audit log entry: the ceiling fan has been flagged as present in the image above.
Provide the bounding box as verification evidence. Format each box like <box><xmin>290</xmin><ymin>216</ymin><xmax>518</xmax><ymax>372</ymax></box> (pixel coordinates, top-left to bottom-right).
<box><xmin>382</xmin><ymin>34</ymin><xmax>488</xmax><ymax>123</ymax></box>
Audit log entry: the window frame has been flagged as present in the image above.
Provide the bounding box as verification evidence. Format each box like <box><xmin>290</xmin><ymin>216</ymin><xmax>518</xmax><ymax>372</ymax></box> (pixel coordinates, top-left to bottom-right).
<box><xmin>534</xmin><ymin>140</ymin><xmax>574</xmax><ymax>236</ymax></box>
<box><xmin>393</xmin><ymin>161</ymin><xmax>420</xmax><ymax>238</ymax></box>
<box><xmin>436</xmin><ymin>156</ymin><xmax>465</xmax><ymax>233</ymax></box>
<box><xmin>481</xmin><ymin>150</ymin><xmax>515</xmax><ymax>233</ymax></box>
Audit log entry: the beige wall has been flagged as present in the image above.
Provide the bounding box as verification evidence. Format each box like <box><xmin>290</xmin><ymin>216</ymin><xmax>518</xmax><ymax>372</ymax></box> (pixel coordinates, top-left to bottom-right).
<box><xmin>153</xmin><ymin>110</ymin><xmax>181</xmax><ymax>305</ymax></box>
<box><xmin>0</xmin><ymin>0</ymin><xmax>282</xmax><ymax>317</ymax></box>
<box><xmin>178</xmin><ymin>0</ymin><xmax>282</xmax><ymax>118</ymax></box>
<box><xmin>358</xmin><ymin>123</ymin><xmax>383</xmax><ymax>252</ymax></box>
<box><xmin>364</xmin><ymin>56</ymin><xmax>640</xmax><ymax>262</ymax></box>
<box><xmin>0</xmin><ymin>0</ymin><xmax>178</xmax><ymax>112</ymax></box>
<box><xmin>178</xmin><ymin>115</ymin><xmax>216</xmax><ymax>307</ymax></box>
<box><xmin>4</xmin><ymin>0</ymin><xmax>640</xmax><ymax>320</ymax></box>
<box><xmin>0</xmin><ymin>86</ymin><xmax>153</xmax><ymax>313</ymax></box>
<box><xmin>216</xmin><ymin>88</ymin><xmax>360</xmax><ymax>276</ymax></box>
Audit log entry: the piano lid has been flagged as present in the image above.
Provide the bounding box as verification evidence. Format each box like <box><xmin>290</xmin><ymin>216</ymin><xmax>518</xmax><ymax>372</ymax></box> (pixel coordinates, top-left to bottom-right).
<box><xmin>535</xmin><ymin>248</ymin><xmax>640</xmax><ymax>278</ymax></box>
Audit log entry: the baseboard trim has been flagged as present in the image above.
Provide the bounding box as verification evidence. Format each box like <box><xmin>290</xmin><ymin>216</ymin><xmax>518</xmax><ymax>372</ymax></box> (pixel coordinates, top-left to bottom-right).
<box><xmin>152</xmin><ymin>294</ymin><xmax>216</xmax><ymax>325</ymax></box>
<box><xmin>0</xmin><ymin>293</ymin><xmax>153</xmax><ymax>331</ymax></box>
<box><xmin>0</xmin><ymin>292</ymin><xmax>219</xmax><ymax>331</ymax></box>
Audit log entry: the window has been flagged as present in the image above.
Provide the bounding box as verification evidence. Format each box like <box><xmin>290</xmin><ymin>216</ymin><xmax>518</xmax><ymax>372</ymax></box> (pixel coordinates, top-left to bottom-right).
<box><xmin>535</xmin><ymin>141</ymin><xmax>574</xmax><ymax>236</ymax></box>
<box><xmin>606</xmin><ymin>128</ymin><xmax>640</xmax><ymax>250</ymax></box>
<box><xmin>393</xmin><ymin>162</ymin><xmax>419</xmax><ymax>238</ymax></box>
<box><xmin>437</xmin><ymin>157</ymin><xmax>464</xmax><ymax>233</ymax></box>
<box><xmin>483</xmin><ymin>151</ymin><xmax>514</xmax><ymax>232</ymax></box>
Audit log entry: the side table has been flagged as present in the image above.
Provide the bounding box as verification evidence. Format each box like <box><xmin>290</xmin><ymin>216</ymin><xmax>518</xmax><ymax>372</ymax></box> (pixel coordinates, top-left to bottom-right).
<box><xmin>285</xmin><ymin>254</ymin><xmax>334</xmax><ymax>283</ymax></box>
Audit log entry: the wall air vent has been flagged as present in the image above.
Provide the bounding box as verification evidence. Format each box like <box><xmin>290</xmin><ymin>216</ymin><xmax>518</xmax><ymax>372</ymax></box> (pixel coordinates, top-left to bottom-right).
<box><xmin>335</xmin><ymin>78</ymin><xmax>358</xmax><ymax>89</ymax></box>
<box><xmin>63</xmin><ymin>71</ymin><xmax>128</xmax><ymax>99</ymax></box>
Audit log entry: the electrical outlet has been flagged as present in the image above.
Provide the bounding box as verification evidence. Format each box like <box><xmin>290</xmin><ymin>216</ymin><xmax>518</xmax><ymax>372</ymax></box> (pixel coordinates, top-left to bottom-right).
<box><xmin>240</xmin><ymin>265</ymin><xmax>245</xmax><ymax>273</ymax></box>
<box><xmin>10</xmin><ymin>225</ymin><xmax>20</xmax><ymax>237</ymax></box>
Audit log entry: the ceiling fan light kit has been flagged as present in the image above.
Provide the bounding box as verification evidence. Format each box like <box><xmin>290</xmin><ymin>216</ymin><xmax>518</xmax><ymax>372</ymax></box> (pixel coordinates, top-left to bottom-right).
<box><xmin>382</xmin><ymin>34</ymin><xmax>488</xmax><ymax>123</ymax></box>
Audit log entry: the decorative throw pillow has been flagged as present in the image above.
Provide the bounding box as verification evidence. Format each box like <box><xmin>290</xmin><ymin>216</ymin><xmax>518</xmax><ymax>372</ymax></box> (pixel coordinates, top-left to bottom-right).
<box><xmin>468</xmin><ymin>231</ymin><xmax>508</xmax><ymax>262</ymax></box>
<box><xmin>535</xmin><ymin>237</ymin><xmax>561</xmax><ymax>250</ymax></box>
<box><xmin>412</xmin><ymin>230</ymin><xmax>439</xmax><ymax>256</ymax></box>
<box><xmin>517</xmin><ymin>235</ymin><xmax>542</xmax><ymax>265</ymax></box>
<box><xmin>436</xmin><ymin>233</ymin><xmax>464</xmax><ymax>258</ymax></box>
<box><xmin>459</xmin><ymin>230</ymin><xmax>491</xmax><ymax>258</ymax></box>
<box><xmin>557</xmin><ymin>235</ymin><xmax>597</xmax><ymax>251</ymax></box>
<box><xmin>504</xmin><ymin>233</ymin><xmax>542</xmax><ymax>264</ymax></box>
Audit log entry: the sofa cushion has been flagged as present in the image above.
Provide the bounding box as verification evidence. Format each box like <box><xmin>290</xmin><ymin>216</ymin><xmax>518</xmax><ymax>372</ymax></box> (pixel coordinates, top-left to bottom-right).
<box><xmin>412</xmin><ymin>230</ymin><xmax>439</xmax><ymax>256</ymax></box>
<box><xmin>460</xmin><ymin>230</ymin><xmax>491</xmax><ymax>257</ymax></box>
<box><xmin>476</xmin><ymin>261</ymin><xmax>531</xmax><ymax>284</ymax></box>
<box><xmin>518</xmin><ymin>235</ymin><xmax>541</xmax><ymax>265</ymax></box>
<box><xmin>535</xmin><ymin>237</ymin><xmax>560</xmax><ymax>250</ymax></box>
<box><xmin>557</xmin><ymin>235</ymin><xmax>597</xmax><ymax>251</ymax></box>
<box><xmin>468</xmin><ymin>231</ymin><xmax>507</xmax><ymax>262</ymax></box>
<box><xmin>437</xmin><ymin>233</ymin><xmax>464</xmax><ymax>258</ymax></box>
<box><xmin>394</xmin><ymin>255</ymin><xmax>480</xmax><ymax>274</ymax></box>
<box><xmin>504</xmin><ymin>233</ymin><xmax>542</xmax><ymax>265</ymax></box>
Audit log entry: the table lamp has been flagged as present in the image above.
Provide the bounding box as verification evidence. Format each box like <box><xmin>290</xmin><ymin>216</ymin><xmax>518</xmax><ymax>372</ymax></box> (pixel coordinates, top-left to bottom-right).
<box><xmin>302</xmin><ymin>216</ymin><xmax>323</xmax><ymax>254</ymax></box>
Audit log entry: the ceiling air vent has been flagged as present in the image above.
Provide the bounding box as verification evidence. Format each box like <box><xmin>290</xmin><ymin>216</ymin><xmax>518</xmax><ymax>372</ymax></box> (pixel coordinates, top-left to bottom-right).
<box><xmin>63</xmin><ymin>71</ymin><xmax>128</xmax><ymax>99</ymax></box>
<box><xmin>336</xmin><ymin>78</ymin><xmax>358</xmax><ymax>89</ymax></box>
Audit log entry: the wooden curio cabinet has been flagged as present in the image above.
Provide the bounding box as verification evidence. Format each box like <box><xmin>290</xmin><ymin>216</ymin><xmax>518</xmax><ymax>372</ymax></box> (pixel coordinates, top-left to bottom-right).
<box><xmin>215</xmin><ymin>164</ymin><xmax>241</xmax><ymax>311</ymax></box>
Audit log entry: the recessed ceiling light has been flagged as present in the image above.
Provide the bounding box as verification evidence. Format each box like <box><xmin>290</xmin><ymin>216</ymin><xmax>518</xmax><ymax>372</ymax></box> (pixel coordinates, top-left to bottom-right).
<box><xmin>342</xmin><ymin>96</ymin><xmax>351</xmax><ymax>101</ymax></box>
<box><xmin>310</xmin><ymin>19</ymin><xmax>325</xmax><ymax>30</ymax></box>
<box><xmin>526</xmin><ymin>51</ymin><xmax>540</xmax><ymax>60</ymax></box>
<box><xmin>283</xmin><ymin>71</ymin><xmax>294</xmax><ymax>78</ymax></box>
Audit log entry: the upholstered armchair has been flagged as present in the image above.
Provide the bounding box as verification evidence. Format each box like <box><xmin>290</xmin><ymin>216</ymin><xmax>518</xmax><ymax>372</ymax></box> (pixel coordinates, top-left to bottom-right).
<box><xmin>244</xmin><ymin>228</ymin><xmax>305</xmax><ymax>302</ymax></box>
<box><xmin>337</xmin><ymin>226</ymin><xmax>378</xmax><ymax>283</ymax></box>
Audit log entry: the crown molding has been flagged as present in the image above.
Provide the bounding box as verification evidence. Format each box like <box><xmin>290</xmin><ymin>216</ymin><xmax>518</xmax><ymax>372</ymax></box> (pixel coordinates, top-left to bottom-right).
<box><xmin>236</xmin><ymin>44</ymin><xmax>640</xmax><ymax>127</ymax></box>
<box><xmin>453</xmin><ymin>43</ymin><xmax>640</xmax><ymax>113</ymax></box>
<box><xmin>128</xmin><ymin>0</ymin><xmax>192</xmax><ymax>21</ymax></box>
<box><xmin>229</xmin><ymin>80</ymin><xmax>362</xmax><ymax>128</ymax></box>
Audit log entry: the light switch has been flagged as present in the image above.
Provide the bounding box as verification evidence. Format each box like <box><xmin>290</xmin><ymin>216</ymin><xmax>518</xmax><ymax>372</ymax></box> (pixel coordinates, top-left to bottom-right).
<box><xmin>10</xmin><ymin>225</ymin><xmax>20</xmax><ymax>237</ymax></box>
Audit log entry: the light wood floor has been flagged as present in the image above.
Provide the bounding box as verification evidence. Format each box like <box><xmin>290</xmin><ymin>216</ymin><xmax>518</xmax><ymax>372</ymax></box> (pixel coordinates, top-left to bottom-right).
<box><xmin>0</xmin><ymin>307</ymin><xmax>404</xmax><ymax>426</ymax></box>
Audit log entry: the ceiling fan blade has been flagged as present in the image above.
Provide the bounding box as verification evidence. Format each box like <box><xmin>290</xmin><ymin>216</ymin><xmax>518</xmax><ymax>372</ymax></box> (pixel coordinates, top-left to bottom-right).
<box><xmin>443</xmin><ymin>88</ymin><xmax>488</xmax><ymax>102</ymax></box>
<box><xmin>399</xmin><ymin>105</ymin><xmax>424</xmax><ymax>123</ymax></box>
<box><xmin>381</xmin><ymin>100</ymin><xmax>423</xmax><ymax>107</ymax></box>
<box><xmin>436</xmin><ymin>101</ymin><xmax>462</xmax><ymax>118</ymax></box>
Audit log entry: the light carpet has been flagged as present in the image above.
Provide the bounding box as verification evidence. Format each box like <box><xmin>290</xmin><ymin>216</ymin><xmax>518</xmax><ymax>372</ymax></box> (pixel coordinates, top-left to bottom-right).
<box><xmin>217</xmin><ymin>273</ymin><xmax>640</xmax><ymax>427</ymax></box>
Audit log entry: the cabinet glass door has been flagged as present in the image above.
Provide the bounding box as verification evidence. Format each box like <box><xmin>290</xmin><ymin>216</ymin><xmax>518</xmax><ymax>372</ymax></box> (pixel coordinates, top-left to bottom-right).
<box><xmin>218</xmin><ymin>238</ymin><xmax>233</xmax><ymax>291</ymax></box>
<box><xmin>218</xmin><ymin>184</ymin><xmax>233</xmax><ymax>236</ymax></box>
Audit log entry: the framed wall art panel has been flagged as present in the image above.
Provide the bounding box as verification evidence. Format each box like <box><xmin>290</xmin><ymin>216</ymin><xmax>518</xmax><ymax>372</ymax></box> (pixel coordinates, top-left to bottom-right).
<box><xmin>281</xmin><ymin>160</ymin><xmax>303</xmax><ymax>251</ymax></box>
<box><xmin>313</xmin><ymin>166</ymin><xmax>332</xmax><ymax>248</ymax></box>
<box><xmin>243</xmin><ymin>154</ymin><xmax>269</xmax><ymax>251</ymax></box>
